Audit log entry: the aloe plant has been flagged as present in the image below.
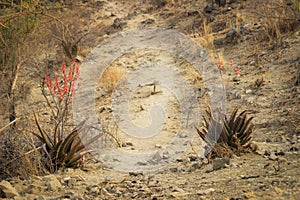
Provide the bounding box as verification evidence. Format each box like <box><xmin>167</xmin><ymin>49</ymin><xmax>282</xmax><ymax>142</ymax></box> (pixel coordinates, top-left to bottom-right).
<box><xmin>195</xmin><ymin>105</ymin><xmax>254</xmax><ymax>160</ymax></box>
<box><xmin>31</xmin><ymin>113</ymin><xmax>100</xmax><ymax>172</ymax></box>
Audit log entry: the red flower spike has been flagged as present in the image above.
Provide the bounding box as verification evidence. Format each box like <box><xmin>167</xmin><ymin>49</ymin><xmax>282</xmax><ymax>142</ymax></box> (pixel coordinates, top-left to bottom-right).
<box><xmin>52</xmin><ymin>85</ymin><xmax>56</xmax><ymax>95</ymax></box>
<box><xmin>58</xmin><ymin>90</ymin><xmax>63</xmax><ymax>99</ymax></box>
<box><xmin>45</xmin><ymin>74</ymin><xmax>52</xmax><ymax>89</ymax></box>
<box><xmin>61</xmin><ymin>62</ymin><xmax>67</xmax><ymax>74</ymax></box>
<box><xmin>217</xmin><ymin>60</ymin><xmax>223</xmax><ymax>69</ymax></box>
<box><xmin>68</xmin><ymin>68</ymin><xmax>74</xmax><ymax>81</ymax></box>
<box><xmin>63</xmin><ymin>80</ymin><xmax>68</xmax><ymax>94</ymax></box>
<box><xmin>72</xmin><ymin>60</ymin><xmax>77</xmax><ymax>67</ymax></box>
<box><xmin>75</xmin><ymin>65</ymin><xmax>80</xmax><ymax>74</ymax></box>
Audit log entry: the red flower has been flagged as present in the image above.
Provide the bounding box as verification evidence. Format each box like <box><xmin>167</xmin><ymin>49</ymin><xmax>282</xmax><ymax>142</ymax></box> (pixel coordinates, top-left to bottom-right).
<box><xmin>71</xmin><ymin>60</ymin><xmax>77</xmax><ymax>67</ymax></box>
<box><xmin>236</xmin><ymin>68</ymin><xmax>241</xmax><ymax>75</ymax></box>
<box><xmin>217</xmin><ymin>60</ymin><xmax>223</xmax><ymax>69</ymax></box>
<box><xmin>61</xmin><ymin>62</ymin><xmax>67</xmax><ymax>74</ymax></box>
<box><xmin>45</xmin><ymin>74</ymin><xmax>52</xmax><ymax>89</ymax></box>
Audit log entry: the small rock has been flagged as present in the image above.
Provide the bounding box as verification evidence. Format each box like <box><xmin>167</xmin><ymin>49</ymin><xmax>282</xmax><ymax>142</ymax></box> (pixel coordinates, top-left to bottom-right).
<box><xmin>137</xmin><ymin>161</ymin><xmax>147</xmax><ymax>166</ymax></box>
<box><xmin>268</xmin><ymin>154</ymin><xmax>278</xmax><ymax>161</ymax></box>
<box><xmin>265</xmin><ymin>137</ymin><xmax>272</xmax><ymax>143</ymax></box>
<box><xmin>162</xmin><ymin>151</ymin><xmax>170</xmax><ymax>159</ymax></box>
<box><xmin>155</xmin><ymin>144</ymin><xmax>162</xmax><ymax>148</ymax></box>
<box><xmin>197</xmin><ymin>188</ymin><xmax>215</xmax><ymax>195</ymax></box>
<box><xmin>189</xmin><ymin>155</ymin><xmax>198</xmax><ymax>162</ymax></box>
<box><xmin>113</xmin><ymin>18</ymin><xmax>126</xmax><ymax>29</ymax></box>
<box><xmin>170</xmin><ymin>167</ymin><xmax>178</xmax><ymax>173</ymax></box>
<box><xmin>0</xmin><ymin>180</ymin><xmax>19</xmax><ymax>198</ymax></box>
<box><xmin>264</xmin><ymin>150</ymin><xmax>271</xmax><ymax>156</ymax></box>
<box><xmin>43</xmin><ymin>175</ymin><xmax>61</xmax><ymax>192</ymax></box>
<box><xmin>232</xmin><ymin>76</ymin><xmax>240</xmax><ymax>82</ymax></box>
<box><xmin>141</xmin><ymin>18</ymin><xmax>154</xmax><ymax>25</ymax></box>
<box><xmin>226</xmin><ymin>28</ymin><xmax>237</xmax><ymax>41</ymax></box>
<box><xmin>94</xmin><ymin>1</ymin><xmax>104</xmax><ymax>7</ymax></box>
<box><xmin>152</xmin><ymin>152</ymin><xmax>162</xmax><ymax>161</ymax></box>
<box><xmin>212</xmin><ymin>157</ymin><xmax>230</xmax><ymax>170</ymax></box>
<box><xmin>204</xmin><ymin>5</ymin><xmax>213</xmax><ymax>13</ymax></box>
<box><xmin>129</xmin><ymin>172</ymin><xmax>143</xmax><ymax>176</ymax></box>
<box><xmin>275</xmin><ymin>150</ymin><xmax>285</xmax><ymax>156</ymax></box>
<box><xmin>191</xmin><ymin>163</ymin><xmax>201</xmax><ymax>170</ymax></box>
<box><xmin>179</xmin><ymin>133</ymin><xmax>188</xmax><ymax>138</ymax></box>
<box><xmin>245</xmin><ymin>89</ymin><xmax>252</xmax><ymax>94</ymax></box>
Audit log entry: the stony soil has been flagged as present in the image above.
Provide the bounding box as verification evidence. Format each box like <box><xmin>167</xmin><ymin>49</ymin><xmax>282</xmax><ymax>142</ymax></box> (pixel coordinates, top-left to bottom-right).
<box><xmin>1</xmin><ymin>0</ymin><xmax>299</xmax><ymax>199</ymax></box>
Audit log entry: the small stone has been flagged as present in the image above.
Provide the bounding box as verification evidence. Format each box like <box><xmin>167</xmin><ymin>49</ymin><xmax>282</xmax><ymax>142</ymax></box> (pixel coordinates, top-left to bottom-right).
<box><xmin>137</xmin><ymin>161</ymin><xmax>147</xmax><ymax>166</ymax></box>
<box><xmin>0</xmin><ymin>180</ymin><xmax>19</xmax><ymax>198</ymax></box>
<box><xmin>269</xmin><ymin>154</ymin><xmax>278</xmax><ymax>161</ymax></box>
<box><xmin>94</xmin><ymin>1</ymin><xmax>104</xmax><ymax>7</ymax></box>
<box><xmin>189</xmin><ymin>155</ymin><xmax>198</xmax><ymax>162</ymax></box>
<box><xmin>265</xmin><ymin>137</ymin><xmax>272</xmax><ymax>143</ymax></box>
<box><xmin>197</xmin><ymin>188</ymin><xmax>215</xmax><ymax>195</ymax></box>
<box><xmin>170</xmin><ymin>167</ymin><xmax>178</xmax><ymax>172</ymax></box>
<box><xmin>275</xmin><ymin>150</ymin><xmax>285</xmax><ymax>156</ymax></box>
<box><xmin>129</xmin><ymin>172</ymin><xmax>143</xmax><ymax>176</ymax></box>
<box><xmin>191</xmin><ymin>163</ymin><xmax>201</xmax><ymax>170</ymax></box>
<box><xmin>232</xmin><ymin>76</ymin><xmax>240</xmax><ymax>82</ymax></box>
<box><xmin>212</xmin><ymin>157</ymin><xmax>230</xmax><ymax>170</ymax></box>
<box><xmin>155</xmin><ymin>144</ymin><xmax>162</xmax><ymax>148</ymax></box>
<box><xmin>264</xmin><ymin>150</ymin><xmax>271</xmax><ymax>156</ymax></box>
<box><xmin>162</xmin><ymin>151</ymin><xmax>170</xmax><ymax>159</ymax></box>
<box><xmin>141</xmin><ymin>18</ymin><xmax>154</xmax><ymax>25</ymax></box>
<box><xmin>245</xmin><ymin>89</ymin><xmax>252</xmax><ymax>94</ymax></box>
<box><xmin>152</xmin><ymin>152</ymin><xmax>162</xmax><ymax>161</ymax></box>
<box><xmin>179</xmin><ymin>133</ymin><xmax>187</xmax><ymax>138</ymax></box>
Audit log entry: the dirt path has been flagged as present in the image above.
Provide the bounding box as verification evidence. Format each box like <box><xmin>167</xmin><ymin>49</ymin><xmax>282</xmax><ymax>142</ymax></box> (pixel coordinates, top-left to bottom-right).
<box><xmin>1</xmin><ymin>0</ymin><xmax>299</xmax><ymax>199</ymax></box>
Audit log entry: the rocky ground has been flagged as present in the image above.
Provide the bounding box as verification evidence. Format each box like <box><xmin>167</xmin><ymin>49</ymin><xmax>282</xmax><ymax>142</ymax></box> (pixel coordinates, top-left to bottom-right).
<box><xmin>1</xmin><ymin>0</ymin><xmax>300</xmax><ymax>199</ymax></box>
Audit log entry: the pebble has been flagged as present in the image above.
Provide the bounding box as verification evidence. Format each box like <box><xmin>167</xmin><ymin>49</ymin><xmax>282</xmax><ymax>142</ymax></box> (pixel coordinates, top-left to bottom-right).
<box><xmin>212</xmin><ymin>157</ymin><xmax>230</xmax><ymax>170</ymax></box>
<box><xmin>170</xmin><ymin>168</ymin><xmax>178</xmax><ymax>173</ymax></box>
<box><xmin>268</xmin><ymin>154</ymin><xmax>278</xmax><ymax>161</ymax></box>
<box><xmin>197</xmin><ymin>188</ymin><xmax>215</xmax><ymax>195</ymax></box>
<box><xmin>245</xmin><ymin>89</ymin><xmax>252</xmax><ymax>94</ymax></box>
<box><xmin>189</xmin><ymin>155</ymin><xmax>198</xmax><ymax>162</ymax></box>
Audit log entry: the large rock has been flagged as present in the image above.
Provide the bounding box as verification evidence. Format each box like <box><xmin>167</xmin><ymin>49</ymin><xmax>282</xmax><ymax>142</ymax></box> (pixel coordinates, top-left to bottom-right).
<box><xmin>0</xmin><ymin>180</ymin><xmax>19</xmax><ymax>198</ymax></box>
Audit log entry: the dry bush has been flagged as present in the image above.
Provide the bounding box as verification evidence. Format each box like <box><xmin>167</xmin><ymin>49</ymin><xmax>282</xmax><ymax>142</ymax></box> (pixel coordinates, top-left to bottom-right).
<box><xmin>258</xmin><ymin>0</ymin><xmax>299</xmax><ymax>42</ymax></box>
<box><xmin>99</xmin><ymin>66</ymin><xmax>123</xmax><ymax>93</ymax></box>
<box><xmin>0</xmin><ymin>124</ymin><xmax>46</xmax><ymax>180</ymax></box>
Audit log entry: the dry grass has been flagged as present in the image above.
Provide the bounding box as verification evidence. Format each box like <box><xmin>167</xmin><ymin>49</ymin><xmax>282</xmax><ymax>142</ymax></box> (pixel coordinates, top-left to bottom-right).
<box><xmin>257</xmin><ymin>0</ymin><xmax>299</xmax><ymax>42</ymax></box>
<box><xmin>193</xmin><ymin>19</ymin><xmax>216</xmax><ymax>61</ymax></box>
<box><xmin>99</xmin><ymin>66</ymin><xmax>124</xmax><ymax>93</ymax></box>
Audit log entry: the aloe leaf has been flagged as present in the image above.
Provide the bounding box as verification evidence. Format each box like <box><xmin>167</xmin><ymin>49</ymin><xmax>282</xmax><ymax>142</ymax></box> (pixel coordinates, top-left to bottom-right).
<box><xmin>33</xmin><ymin>113</ymin><xmax>53</xmax><ymax>149</ymax></box>
<box><xmin>238</xmin><ymin>116</ymin><xmax>254</xmax><ymax>138</ymax></box>
<box><xmin>228</xmin><ymin>108</ymin><xmax>238</xmax><ymax>128</ymax></box>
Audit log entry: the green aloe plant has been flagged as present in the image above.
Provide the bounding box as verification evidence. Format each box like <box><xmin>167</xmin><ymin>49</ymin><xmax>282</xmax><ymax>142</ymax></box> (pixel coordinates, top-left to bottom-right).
<box><xmin>195</xmin><ymin>105</ymin><xmax>254</xmax><ymax>160</ymax></box>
